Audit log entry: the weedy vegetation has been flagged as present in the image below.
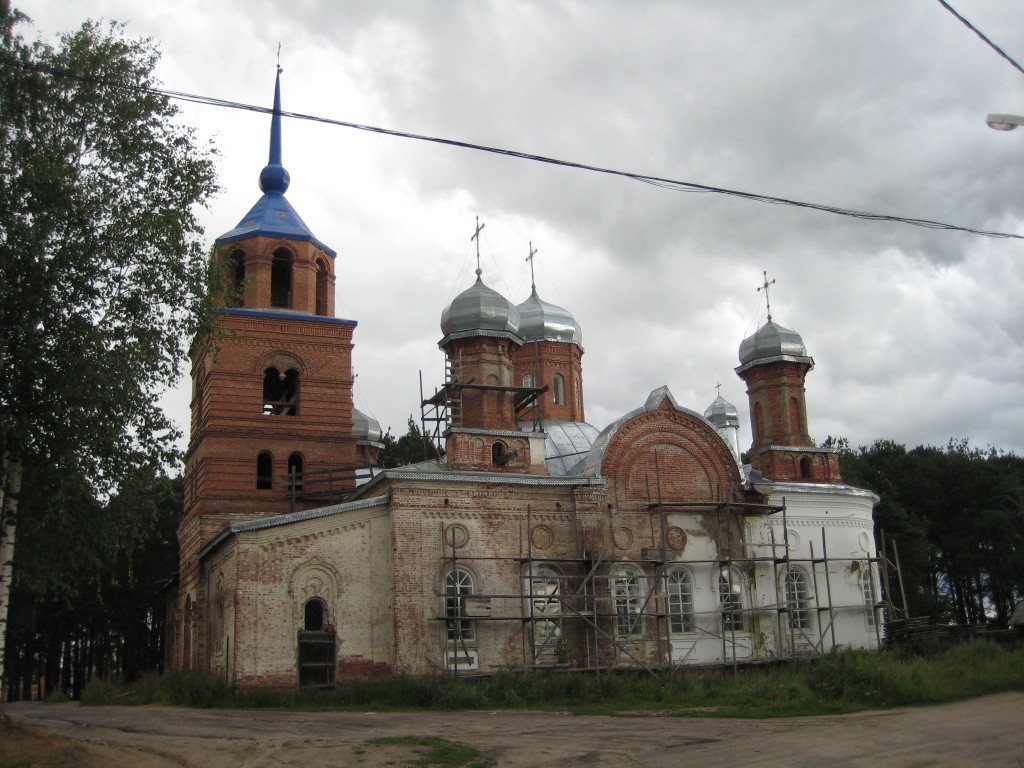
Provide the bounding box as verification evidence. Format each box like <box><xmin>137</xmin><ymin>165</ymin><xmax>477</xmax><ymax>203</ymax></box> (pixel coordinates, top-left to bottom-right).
<box><xmin>77</xmin><ymin>641</ymin><xmax>1024</xmax><ymax>718</ymax></box>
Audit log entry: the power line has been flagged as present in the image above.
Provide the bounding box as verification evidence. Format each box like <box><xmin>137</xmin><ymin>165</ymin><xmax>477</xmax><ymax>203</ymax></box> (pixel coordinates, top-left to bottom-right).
<box><xmin>2</xmin><ymin>54</ymin><xmax>1023</xmax><ymax>242</ymax></box>
<box><xmin>937</xmin><ymin>0</ymin><xmax>1024</xmax><ymax>78</ymax></box>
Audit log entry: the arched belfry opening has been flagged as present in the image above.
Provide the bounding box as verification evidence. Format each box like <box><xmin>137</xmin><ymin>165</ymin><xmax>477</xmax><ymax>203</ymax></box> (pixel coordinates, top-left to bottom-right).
<box><xmin>271</xmin><ymin>248</ymin><xmax>292</xmax><ymax>308</ymax></box>
<box><xmin>315</xmin><ymin>258</ymin><xmax>329</xmax><ymax>316</ymax></box>
<box><xmin>229</xmin><ymin>249</ymin><xmax>246</xmax><ymax>306</ymax></box>
<box><xmin>263</xmin><ymin>367</ymin><xmax>299</xmax><ymax>415</ymax></box>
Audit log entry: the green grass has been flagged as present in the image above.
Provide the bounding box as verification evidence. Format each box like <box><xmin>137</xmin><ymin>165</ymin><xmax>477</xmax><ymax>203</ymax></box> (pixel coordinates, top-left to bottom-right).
<box><xmin>78</xmin><ymin>641</ymin><xmax>1024</xmax><ymax>718</ymax></box>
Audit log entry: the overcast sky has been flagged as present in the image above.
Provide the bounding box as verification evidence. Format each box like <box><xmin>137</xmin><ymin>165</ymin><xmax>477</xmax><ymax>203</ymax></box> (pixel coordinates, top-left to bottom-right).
<box><xmin>20</xmin><ymin>1</ymin><xmax>1024</xmax><ymax>456</ymax></box>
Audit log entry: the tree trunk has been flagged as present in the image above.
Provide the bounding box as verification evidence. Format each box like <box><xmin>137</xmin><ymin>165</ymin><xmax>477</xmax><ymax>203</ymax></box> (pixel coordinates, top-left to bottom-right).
<box><xmin>0</xmin><ymin>455</ymin><xmax>23</xmax><ymax>712</ymax></box>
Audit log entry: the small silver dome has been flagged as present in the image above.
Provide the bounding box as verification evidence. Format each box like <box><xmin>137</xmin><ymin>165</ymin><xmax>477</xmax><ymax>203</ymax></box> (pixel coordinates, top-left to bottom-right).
<box><xmin>440</xmin><ymin>276</ymin><xmax>520</xmax><ymax>340</ymax></box>
<box><xmin>352</xmin><ymin>408</ymin><xmax>382</xmax><ymax>443</ymax></box>
<box><xmin>737</xmin><ymin>319</ymin><xmax>812</xmax><ymax>368</ymax></box>
<box><xmin>516</xmin><ymin>287</ymin><xmax>583</xmax><ymax>346</ymax></box>
<box><xmin>704</xmin><ymin>394</ymin><xmax>739</xmax><ymax>429</ymax></box>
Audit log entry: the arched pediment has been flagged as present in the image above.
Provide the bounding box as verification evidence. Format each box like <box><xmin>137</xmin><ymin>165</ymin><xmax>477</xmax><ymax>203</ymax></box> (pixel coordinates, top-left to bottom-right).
<box><xmin>584</xmin><ymin>388</ymin><xmax>742</xmax><ymax>502</ymax></box>
<box><xmin>289</xmin><ymin>559</ymin><xmax>340</xmax><ymax>604</ymax></box>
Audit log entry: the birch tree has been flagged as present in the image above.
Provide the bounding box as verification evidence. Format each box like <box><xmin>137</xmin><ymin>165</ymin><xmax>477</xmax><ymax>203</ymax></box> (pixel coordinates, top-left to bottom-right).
<box><xmin>0</xmin><ymin>3</ymin><xmax>216</xmax><ymax>698</ymax></box>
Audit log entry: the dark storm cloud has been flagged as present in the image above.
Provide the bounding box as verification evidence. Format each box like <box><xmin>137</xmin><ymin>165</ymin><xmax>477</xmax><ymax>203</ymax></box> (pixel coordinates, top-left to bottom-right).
<box><xmin>27</xmin><ymin>0</ymin><xmax>1024</xmax><ymax>453</ymax></box>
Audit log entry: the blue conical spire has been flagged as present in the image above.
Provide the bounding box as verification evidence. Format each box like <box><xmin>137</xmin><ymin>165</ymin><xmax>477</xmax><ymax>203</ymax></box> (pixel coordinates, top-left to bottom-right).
<box><xmin>258</xmin><ymin>67</ymin><xmax>290</xmax><ymax>194</ymax></box>
<box><xmin>216</xmin><ymin>67</ymin><xmax>335</xmax><ymax>257</ymax></box>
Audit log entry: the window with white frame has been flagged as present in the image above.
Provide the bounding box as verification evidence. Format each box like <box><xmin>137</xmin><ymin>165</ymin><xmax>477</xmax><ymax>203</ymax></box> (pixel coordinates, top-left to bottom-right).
<box><xmin>445</xmin><ymin>568</ymin><xmax>475</xmax><ymax>642</ymax></box>
<box><xmin>611</xmin><ymin>564</ymin><xmax>645</xmax><ymax>638</ymax></box>
<box><xmin>666</xmin><ymin>567</ymin><xmax>695</xmax><ymax>634</ymax></box>
<box><xmin>527</xmin><ymin>566</ymin><xmax>562</xmax><ymax>654</ymax></box>
<box><xmin>522</xmin><ymin>372</ymin><xmax>535</xmax><ymax>388</ymax></box>
<box><xmin>783</xmin><ymin>567</ymin><xmax>812</xmax><ymax>630</ymax></box>
<box><xmin>718</xmin><ymin>567</ymin><xmax>746</xmax><ymax>632</ymax></box>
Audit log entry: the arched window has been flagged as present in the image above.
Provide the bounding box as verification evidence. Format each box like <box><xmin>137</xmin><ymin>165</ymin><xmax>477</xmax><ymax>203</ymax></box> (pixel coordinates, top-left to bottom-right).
<box><xmin>522</xmin><ymin>372</ymin><xmax>534</xmax><ymax>388</ymax></box>
<box><xmin>552</xmin><ymin>373</ymin><xmax>565</xmax><ymax>405</ymax></box>
<box><xmin>527</xmin><ymin>566</ymin><xmax>562</xmax><ymax>654</ymax></box>
<box><xmin>263</xmin><ymin>367</ymin><xmax>299</xmax><ymax>415</ymax></box>
<box><xmin>719</xmin><ymin>568</ymin><xmax>746</xmax><ymax>632</ymax></box>
<box><xmin>789</xmin><ymin>396</ymin><xmax>801</xmax><ymax>436</ymax></box>
<box><xmin>304</xmin><ymin>598</ymin><xmax>326</xmax><ymax>631</ymax></box>
<box><xmin>611</xmin><ymin>564</ymin><xmax>645</xmax><ymax>638</ymax></box>
<box><xmin>271</xmin><ymin>248</ymin><xmax>293</xmax><ymax>308</ymax></box>
<box><xmin>861</xmin><ymin>569</ymin><xmax>877</xmax><ymax>628</ymax></box>
<box><xmin>784</xmin><ymin>567</ymin><xmax>812</xmax><ymax>629</ymax></box>
<box><xmin>315</xmin><ymin>259</ymin><xmax>329</xmax><ymax>316</ymax></box>
<box><xmin>229</xmin><ymin>249</ymin><xmax>245</xmax><ymax>306</ymax></box>
<box><xmin>666</xmin><ymin>567</ymin><xmax>695</xmax><ymax>634</ymax></box>
<box><xmin>256</xmin><ymin>452</ymin><xmax>273</xmax><ymax>490</ymax></box>
<box><xmin>800</xmin><ymin>457</ymin><xmax>812</xmax><ymax>479</ymax></box>
<box><xmin>492</xmin><ymin>441</ymin><xmax>507</xmax><ymax>465</ymax></box>
<box><xmin>287</xmin><ymin>453</ymin><xmax>304</xmax><ymax>490</ymax></box>
<box><xmin>445</xmin><ymin>568</ymin><xmax>475</xmax><ymax>641</ymax></box>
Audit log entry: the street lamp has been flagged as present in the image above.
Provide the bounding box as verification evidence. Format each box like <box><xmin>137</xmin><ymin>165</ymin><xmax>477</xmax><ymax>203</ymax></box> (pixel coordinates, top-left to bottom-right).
<box><xmin>986</xmin><ymin>113</ymin><xmax>1024</xmax><ymax>131</ymax></box>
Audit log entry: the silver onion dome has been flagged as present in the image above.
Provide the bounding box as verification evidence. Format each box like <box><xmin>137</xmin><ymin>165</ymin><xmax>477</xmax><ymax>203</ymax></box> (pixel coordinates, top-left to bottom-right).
<box><xmin>704</xmin><ymin>394</ymin><xmax>739</xmax><ymax>430</ymax></box>
<box><xmin>516</xmin><ymin>287</ymin><xmax>583</xmax><ymax>346</ymax></box>
<box><xmin>737</xmin><ymin>319</ymin><xmax>812</xmax><ymax>369</ymax></box>
<box><xmin>440</xmin><ymin>275</ymin><xmax>521</xmax><ymax>341</ymax></box>
<box><xmin>352</xmin><ymin>408</ymin><xmax>382</xmax><ymax>443</ymax></box>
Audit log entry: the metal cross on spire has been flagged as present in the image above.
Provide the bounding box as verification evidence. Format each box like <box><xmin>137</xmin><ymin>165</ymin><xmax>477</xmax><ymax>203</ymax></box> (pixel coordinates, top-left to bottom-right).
<box><xmin>470</xmin><ymin>216</ymin><xmax>485</xmax><ymax>277</ymax></box>
<box><xmin>757</xmin><ymin>270</ymin><xmax>777</xmax><ymax>322</ymax></box>
<box><xmin>525</xmin><ymin>241</ymin><xmax>538</xmax><ymax>292</ymax></box>
<box><xmin>276</xmin><ymin>43</ymin><xmax>282</xmax><ymax>74</ymax></box>
<box><xmin>715</xmin><ymin>381</ymin><xmax>722</xmax><ymax>397</ymax></box>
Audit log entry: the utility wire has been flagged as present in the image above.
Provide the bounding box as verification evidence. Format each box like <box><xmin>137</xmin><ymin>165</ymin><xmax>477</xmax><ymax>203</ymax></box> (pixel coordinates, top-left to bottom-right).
<box><xmin>937</xmin><ymin>0</ymin><xmax>1024</xmax><ymax>78</ymax></box>
<box><xmin>3</xmin><ymin>54</ymin><xmax>1023</xmax><ymax>241</ymax></box>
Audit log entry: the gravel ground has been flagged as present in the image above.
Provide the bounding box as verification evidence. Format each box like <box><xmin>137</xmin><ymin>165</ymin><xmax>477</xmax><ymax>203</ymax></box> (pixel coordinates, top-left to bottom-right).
<box><xmin>5</xmin><ymin>692</ymin><xmax>1024</xmax><ymax>767</ymax></box>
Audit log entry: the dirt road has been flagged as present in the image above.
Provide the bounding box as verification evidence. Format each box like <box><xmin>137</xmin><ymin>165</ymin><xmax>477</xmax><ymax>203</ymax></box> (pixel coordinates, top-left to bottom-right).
<box><xmin>6</xmin><ymin>692</ymin><xmax>1024</xmax><ymax>767</ymax></box>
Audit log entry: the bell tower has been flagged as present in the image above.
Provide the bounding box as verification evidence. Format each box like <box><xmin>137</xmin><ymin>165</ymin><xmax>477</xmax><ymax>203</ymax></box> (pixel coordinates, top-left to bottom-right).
<box><xmin>176</xmin><ymin>70</ymin><xmax>363</xmax><ymax>669</ymax></box>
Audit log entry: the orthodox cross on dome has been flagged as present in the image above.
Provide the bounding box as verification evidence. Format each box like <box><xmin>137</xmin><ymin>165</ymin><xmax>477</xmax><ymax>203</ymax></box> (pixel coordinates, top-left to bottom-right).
<box><xmin>715</xmin><ymin>381</ymin><xmax>722</xmax><ymax>397</ymax></box>
<box><xmin>470</xmin><ymin>216</ymin><xmax>485</xmax><ymax>277</ymax></box>
<box><xmin>757</xmin><ymin>270</ymin><xmax>777</xmax><ymax>322</ymax></box>
<box><xmin>525</xmin><ymin>241</ymin><xmax>538</xmax><ymax>292</ymax></box>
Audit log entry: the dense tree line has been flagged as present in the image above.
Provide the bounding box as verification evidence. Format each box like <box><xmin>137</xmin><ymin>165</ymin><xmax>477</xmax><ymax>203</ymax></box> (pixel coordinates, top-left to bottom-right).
<box><xmin>2</xmin><ymin>465</ymin><xmax>180</xmax><ymax>700</ymax></box>
<box><xmin>833</xmin><ymin>438</ymin><xmax>1024</xmax><ymax>625</ymax></box>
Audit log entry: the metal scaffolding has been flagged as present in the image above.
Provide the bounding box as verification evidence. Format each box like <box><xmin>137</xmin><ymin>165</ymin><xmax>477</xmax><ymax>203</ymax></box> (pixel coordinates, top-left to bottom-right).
<box><xmin>433</xmin><ymin>477</ymin><xmax>892</xmax><ymax>675</ymax></box>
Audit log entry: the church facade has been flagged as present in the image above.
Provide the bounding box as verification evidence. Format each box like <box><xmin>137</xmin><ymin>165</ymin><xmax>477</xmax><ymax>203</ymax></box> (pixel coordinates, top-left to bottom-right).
<box><xmin>171</xmin><ymin>75</ymin><xmax>882</xmax><ymax>687</ymax></box>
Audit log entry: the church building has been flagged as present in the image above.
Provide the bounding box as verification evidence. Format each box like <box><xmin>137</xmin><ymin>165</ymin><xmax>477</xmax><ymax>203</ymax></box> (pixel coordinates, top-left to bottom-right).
<box><xmin>171</xmin><ymin>74</ymin><xmax>882</xmax><ymax>687</ymax></box>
